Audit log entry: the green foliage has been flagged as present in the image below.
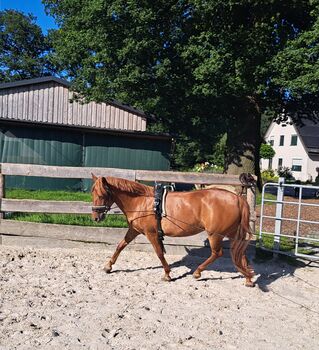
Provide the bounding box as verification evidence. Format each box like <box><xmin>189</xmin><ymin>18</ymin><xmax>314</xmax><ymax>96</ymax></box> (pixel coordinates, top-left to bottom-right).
<box><xmin>209</xmin><ymin>133</ymin><xmax>226</xmax><ymax>168</ymax></box>
<box><xmin>260</xmin><ymin>143</ymin><xmax>275</xmax><ymax>159</ymax></box>
<box><xmin>43</xmin><ymin>0</ymin><xmax>319</xmax><ymax>170</ymax></box>
<box><xmin>277</xmin><ymin>166</ymin><xmax>295</xmax><ymax>181</ymax></box>
<box><xmin>0</xmin><ymin>10</ymin><xmax>55</xmax><ymax>82</ymax></box>
<box><xmin>261</xmin><ymin>169</ymin><xmax>279</xmax><ymax>183</ymax></box>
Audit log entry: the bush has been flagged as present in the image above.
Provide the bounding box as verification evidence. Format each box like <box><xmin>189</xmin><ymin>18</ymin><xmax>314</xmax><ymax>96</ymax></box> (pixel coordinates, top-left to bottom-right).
<box><xmin>193</xmin><ymin>162</ymin><xmax>223</xmax><ymax>173</ymax></box>
<box><xmin>260</xmin><ymin>143</ymin><xmax>275</xmax><ymax>159</ymax></box>
<box><xmin>277</xmin><ymin>166</ymin><xmax>295</xmax><ymax>181</ymax></box>
<box><xmin>261</xmin><ymin>169</ymin><xmax>279</xmax><ymax>183</ymax></box>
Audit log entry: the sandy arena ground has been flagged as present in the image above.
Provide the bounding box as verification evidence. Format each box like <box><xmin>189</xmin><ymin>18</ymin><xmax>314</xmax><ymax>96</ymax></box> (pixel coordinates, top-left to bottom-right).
<box><xmin>0</xmin><ymin>243</ymin><xmax>318</xmax><ymax>350</ymax></box>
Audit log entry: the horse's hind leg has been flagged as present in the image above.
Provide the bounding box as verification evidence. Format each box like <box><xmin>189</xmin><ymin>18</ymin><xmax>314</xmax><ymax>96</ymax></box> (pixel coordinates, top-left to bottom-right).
<box><xmin>193</xmin><ymin>235</ymin><xmax>223</xmax><ymax>279</ymax></box>
<box><xmin>104</xmin><ymin>228</ymin><xmax>139</xmax><ymax>273</ymax></box>
<box><xmin>241</xmin><ymin>255</ymin><xmax>255</xmax><ymax>287</ymax></box>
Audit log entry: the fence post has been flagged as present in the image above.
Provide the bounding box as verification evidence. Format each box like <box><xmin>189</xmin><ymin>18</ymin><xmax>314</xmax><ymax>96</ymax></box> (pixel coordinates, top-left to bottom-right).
<box><xmin>0</xmin><ymin>164</ymin><xmax>4</xmax><ymax>220</ymax></box>
<box><xmin>274</xmin><ymin>177</ymin><xmax>285</xmax><ymax>252</ymax></box>
<box><xmin>247</xmin><ymin>186</ymin><xmax>256</xmax><ymax>235</ymax></box>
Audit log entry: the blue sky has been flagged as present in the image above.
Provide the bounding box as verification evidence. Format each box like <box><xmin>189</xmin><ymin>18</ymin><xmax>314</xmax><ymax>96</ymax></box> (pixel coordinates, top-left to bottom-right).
<box><xmin>0</xmin><ymin>0</ymin><xmax>57</xmax><ymax>33</ymax></box>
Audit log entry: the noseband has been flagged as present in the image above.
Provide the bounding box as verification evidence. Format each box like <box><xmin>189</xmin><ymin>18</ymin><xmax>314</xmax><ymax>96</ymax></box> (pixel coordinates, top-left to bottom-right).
<box><xmin>91</xmin><ymin>205</ymin><xmax>111</xmax><ymax>214</ymax></box>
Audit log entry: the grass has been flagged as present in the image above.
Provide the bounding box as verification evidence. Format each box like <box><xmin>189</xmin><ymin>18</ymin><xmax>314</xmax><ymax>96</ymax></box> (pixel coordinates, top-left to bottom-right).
<box><xmin>7</xmin><ymin>212</ymin><xmax>128</xmax><ymax>228</ymax></box>
<box><xmin>7</xmin><ymin>188</ymin><xmax>92</xmax><ymax>202</ymax></box>
<box><xmin>5</xmin><ymin>188</ymin><xmax>128</xmax><ymax>228</ymax></box>
<box><xmin>257</xmin><ymin>232</ymin><xmax>319</xmax><ymax>256</ymax></box>
<box><xmin>256</xmin><ymin>192</ymin><xmax>276</xmax><ymax>205</ymax></box>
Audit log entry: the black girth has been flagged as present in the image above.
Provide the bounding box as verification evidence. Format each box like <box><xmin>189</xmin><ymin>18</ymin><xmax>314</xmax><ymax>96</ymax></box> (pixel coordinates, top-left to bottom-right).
<box><xmin>153</xmin><ymin>183</ymin><xmax>175</xmax><ymax>253</ymax></box>
<box><xmin>154</xmin><ymin>183</ymin><xmax>165</xmax><ymax>253</ymax></box>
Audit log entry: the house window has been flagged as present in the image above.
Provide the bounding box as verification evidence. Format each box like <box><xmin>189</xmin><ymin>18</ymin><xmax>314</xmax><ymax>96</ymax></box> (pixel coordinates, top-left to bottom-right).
<box><xmin>291</xmin><ymin>159</ymin><xmax>302</xmax><ymax>172</ymax></box>
<box><xmin>268</xmin><ymin>158</ymin><xmax>273</xmax><ymax>170</ymax></box>
<box><xmin>269</xmin><ymin>136</ymin><xmax>274</xmax><ymax>146</ymax></box>
<box><xmin>278</xmin><ymin>158</ymin><xmax>283</xmax><ymax>168</ymax></box>
<box><xmin>291</xmin><ymin>135</ymin><xmax>298</xmax><ymax>146</ymax></box>
<box><xmin>279</xmin><ymin>135</ymin><xmax>284</xmax><ymax>146</ymax></box>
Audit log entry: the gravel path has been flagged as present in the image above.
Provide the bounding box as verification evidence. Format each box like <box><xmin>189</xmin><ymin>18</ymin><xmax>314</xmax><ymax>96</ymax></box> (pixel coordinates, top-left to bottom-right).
<box><xmin>0</xmin><ymin>244</ymin><xmax>318</xmax><ymax>349</ymax></box>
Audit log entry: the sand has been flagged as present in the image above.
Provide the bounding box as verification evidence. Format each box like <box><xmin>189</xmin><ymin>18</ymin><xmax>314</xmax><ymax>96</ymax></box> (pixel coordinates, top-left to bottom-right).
<box><xmin>0</xmin><ymin>243</ymin><xmax>318</xmax><ymax>350</ymax></box>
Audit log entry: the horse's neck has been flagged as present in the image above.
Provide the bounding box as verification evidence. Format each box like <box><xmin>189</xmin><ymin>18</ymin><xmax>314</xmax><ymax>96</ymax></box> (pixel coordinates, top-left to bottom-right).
<box><xmin>111</xmin><ymin>188</ymin><xmax>153</xmax><ymax>217</ymax></box>
<box><xmin>111</xmin><ymin>188</ymin><xmax>141</xmax><ymax>212</ymax></box>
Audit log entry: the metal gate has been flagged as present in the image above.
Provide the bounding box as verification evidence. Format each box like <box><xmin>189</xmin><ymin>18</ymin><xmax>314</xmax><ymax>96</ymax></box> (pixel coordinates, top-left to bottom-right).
<box><xmin>259</xmin><ymin>178</ymin><xmax>319</xmax><ymax>260</ymax></box>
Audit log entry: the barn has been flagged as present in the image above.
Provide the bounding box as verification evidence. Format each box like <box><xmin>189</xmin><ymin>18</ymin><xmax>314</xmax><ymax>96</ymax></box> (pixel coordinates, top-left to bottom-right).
<box><xmin>0</xmin><ymin>76</ymin><xmax>172</xmax><ymax>190</ymax></box>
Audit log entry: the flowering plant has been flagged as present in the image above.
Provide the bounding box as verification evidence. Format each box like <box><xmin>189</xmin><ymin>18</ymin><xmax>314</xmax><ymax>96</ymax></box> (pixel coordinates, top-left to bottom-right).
<box><xmin>193</xmin><ymin>162</ymin><xmax>223</xmax><ymax>173</ymax></box>
<box><xmin>193</xmin><ymin>162</ymin><xmax>210</xmax><ymax>172</ymax></box>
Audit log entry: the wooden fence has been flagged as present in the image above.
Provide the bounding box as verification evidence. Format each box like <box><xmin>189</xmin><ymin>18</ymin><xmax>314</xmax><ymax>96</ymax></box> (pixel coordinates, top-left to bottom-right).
<box><xmin>0</xmin><ymin>163</ymin><xmax>256</xmax><ymax>252</ymax></box>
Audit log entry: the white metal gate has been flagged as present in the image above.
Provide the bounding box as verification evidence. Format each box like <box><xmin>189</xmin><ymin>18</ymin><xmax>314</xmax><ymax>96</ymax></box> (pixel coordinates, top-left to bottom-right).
<box><xmin>259</xmin><ymin>178</ymin><xmax>319</xmax><ymax>260</ymax></box>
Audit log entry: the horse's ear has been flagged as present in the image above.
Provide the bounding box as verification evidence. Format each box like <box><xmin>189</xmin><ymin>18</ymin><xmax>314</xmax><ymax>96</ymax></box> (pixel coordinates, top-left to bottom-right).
<box><xmin>92</xmin><ymin>173</ymin><xmax>98</xmax><ymax>182</ymax></box>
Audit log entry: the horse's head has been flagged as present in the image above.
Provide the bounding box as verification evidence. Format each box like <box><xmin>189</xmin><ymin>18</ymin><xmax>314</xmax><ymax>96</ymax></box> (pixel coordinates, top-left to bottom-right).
<box><xmin>91</xmin><ymin>174</ymin><xmax>114</xmax><ymax>222</ymax></box>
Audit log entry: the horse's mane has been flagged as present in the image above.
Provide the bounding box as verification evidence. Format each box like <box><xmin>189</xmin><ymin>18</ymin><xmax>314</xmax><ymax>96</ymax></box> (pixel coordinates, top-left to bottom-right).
<box><xmin>106</xmin><ymin>177</ymin><xmax>154</xmax><ymax>197</ymax></box>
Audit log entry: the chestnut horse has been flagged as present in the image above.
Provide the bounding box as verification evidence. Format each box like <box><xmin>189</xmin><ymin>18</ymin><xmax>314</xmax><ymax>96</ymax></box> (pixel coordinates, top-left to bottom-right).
<box><xmin>91</xmin><ymin>175</ymin><xmax>254</xmax><ymax>286</ymax></box>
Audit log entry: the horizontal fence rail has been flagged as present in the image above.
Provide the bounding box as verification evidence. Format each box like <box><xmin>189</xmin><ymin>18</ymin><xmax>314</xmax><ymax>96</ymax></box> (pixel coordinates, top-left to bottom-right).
<box><xmin>1</xmin><ymin>163</ymin><xmax>245</xmax><ymax>185</ymax></box>
<box><xmin>0</xmin><ymin>163</ymin><xmax>256</xmax><ymax>248</ymax></box>
<box><xmin>1</xmin><ymin>199</ymin><xmax>122</xmax><ymax>214</ymax></box>
<box><xmin>0</xmin><ymin>163</ymin><xmax>136</xmax><ymax>180</ymax></box>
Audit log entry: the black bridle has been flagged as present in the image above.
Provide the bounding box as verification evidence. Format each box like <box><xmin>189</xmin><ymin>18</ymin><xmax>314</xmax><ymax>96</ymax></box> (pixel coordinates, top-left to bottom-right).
<box><xmin>91</xmin><ymin>204</ymin><xmax>112</xmax><ymax>214</ymax></box>
<box><xmin>91</xmin><ymin>181</ymin><xmax>114</xmax><ymax>215</ymax></box>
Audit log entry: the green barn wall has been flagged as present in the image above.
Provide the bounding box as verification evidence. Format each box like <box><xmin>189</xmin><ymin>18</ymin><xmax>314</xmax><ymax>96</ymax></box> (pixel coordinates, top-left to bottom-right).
<box><xmin>0</xmin><ymin>124</ymin><xmax>171</xmax><ymax>191</ymax></box>
<box><xmin>0</xmin><ymin>126</ymin><xmax>82</xmax><ymax>190</ymax></box>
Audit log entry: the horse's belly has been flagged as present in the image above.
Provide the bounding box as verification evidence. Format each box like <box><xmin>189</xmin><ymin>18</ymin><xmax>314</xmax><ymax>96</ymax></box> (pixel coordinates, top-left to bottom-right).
<box><xmin>161</xmin><ymin>217</ymin><xmax>203</xmax><ymax>238</ymax></box>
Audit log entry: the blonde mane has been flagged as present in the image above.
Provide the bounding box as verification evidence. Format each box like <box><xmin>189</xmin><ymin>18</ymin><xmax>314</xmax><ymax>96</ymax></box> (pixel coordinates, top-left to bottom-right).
<box><xmin>106</xmin><ymin>177</ymin><xmax>154</xmax><ymax>197</ymax></box>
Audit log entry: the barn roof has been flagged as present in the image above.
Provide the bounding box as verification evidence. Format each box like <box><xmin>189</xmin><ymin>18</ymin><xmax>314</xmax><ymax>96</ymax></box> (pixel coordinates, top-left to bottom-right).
<box><xmin>0</xmin><ymin>76</ymin><xmax>154</xmax><ymax>121</ymax></box>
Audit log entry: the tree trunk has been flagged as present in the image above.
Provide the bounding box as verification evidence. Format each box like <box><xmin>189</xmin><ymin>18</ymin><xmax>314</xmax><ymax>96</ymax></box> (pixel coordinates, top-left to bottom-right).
<box><xmin>225</xmin><ymin>96</ymin><xmax>262</xmax><ymax>190</ymax></box>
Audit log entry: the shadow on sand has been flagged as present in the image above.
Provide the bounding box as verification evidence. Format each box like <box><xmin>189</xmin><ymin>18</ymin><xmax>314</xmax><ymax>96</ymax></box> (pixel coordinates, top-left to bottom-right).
<box><xmin>169</xmin><ymin>239</ymin><xmax>318</xmax><ymax>292</ymax></box>
<box><xmin>110</xmin><ymin>239</ymin><xmax>318</xmax><ymax>292</ymax></box>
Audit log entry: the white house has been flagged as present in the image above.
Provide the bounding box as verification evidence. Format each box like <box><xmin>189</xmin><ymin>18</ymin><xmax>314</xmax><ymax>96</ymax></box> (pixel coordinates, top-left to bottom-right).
<box><xmin>261</xmin><ymin>119</ymin><xmax>319</xmax><ymax>182</ymax></box>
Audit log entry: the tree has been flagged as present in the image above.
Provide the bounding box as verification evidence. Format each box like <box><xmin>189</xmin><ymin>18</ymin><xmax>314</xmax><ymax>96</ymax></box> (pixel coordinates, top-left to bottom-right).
<box><xmin>44</xmin><ymin>1</ymin><xmax>319</xmax><ymax>179</ymax></box>
<box><xmin>260</xmin><ymin>144</ymin><xmax>275</xmax><ymax>160</ymax></box>
<box><xmin>0</xmin><ymin>9</ymin><xmax>55</xmax><ymax>82</ymax></box>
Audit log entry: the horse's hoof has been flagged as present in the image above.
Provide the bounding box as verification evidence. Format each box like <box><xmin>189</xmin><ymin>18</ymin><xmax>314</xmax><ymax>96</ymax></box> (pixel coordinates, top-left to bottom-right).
<box><xmin>245</xmin><ymin>281</ymin><xmax>255</xmax><ymax>287</ymax></box>
<box><xmin>193</xmin><ymin>271</ymin><xmax>201</xmax><ymax>279</ymax></box>
<box><xmin>103</xmin><ymin>262</ymin><xmax>112</xmax><ymax>273</ymax></box>
<box><xmin>162</xmin><ymin>275</ymin><xmax>171</xmax><ymax>282</ymax></box>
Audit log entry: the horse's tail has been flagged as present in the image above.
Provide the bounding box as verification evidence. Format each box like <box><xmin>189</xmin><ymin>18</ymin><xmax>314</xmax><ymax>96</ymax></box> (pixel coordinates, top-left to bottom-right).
<box><xmin>230</xmin><ymin>196</ymin><xmax>254</xmax><ymax>279</ymax></box>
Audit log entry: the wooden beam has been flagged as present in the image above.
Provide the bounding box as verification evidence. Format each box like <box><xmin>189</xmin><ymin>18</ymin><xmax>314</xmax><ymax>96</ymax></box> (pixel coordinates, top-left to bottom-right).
<box><xmin>1</xmin><ymin>199</ymin><xmax>122</xmax><ymax>214</ymax></box>
<box><xmin>136</xmin><ymin>170</ymin><xmax>242</xmax><ymax>185</ymax></box>
<box><xmin>1</xmin><ymin>163</ymin><xmax>245</xmax><ymax>185</ymax></box>
<box><xmin>0</xmin><ymin>165</ymin><xmax>4</xmax><ymax>219</ymax></box>
<box><xmin>0</xmin><ymin>163</ymin><xmax>136</xmax><ymax>180</ymax></box>
<box><xmin>247</xmin><ymin>187</ymin><xmax>257</xmax><ymax>234</ymax></box>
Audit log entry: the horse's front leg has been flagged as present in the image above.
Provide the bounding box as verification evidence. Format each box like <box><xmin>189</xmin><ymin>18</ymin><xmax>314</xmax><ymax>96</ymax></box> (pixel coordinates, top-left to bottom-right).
<box><xmin>104</xmin><ymin>227</ymin><xmax>139</xmax><ymax>273</ymax></box>
<box><xmin>146</xmin><ymin>232</ymin><xmax>171</xmax><ymax>281</ymax></box>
